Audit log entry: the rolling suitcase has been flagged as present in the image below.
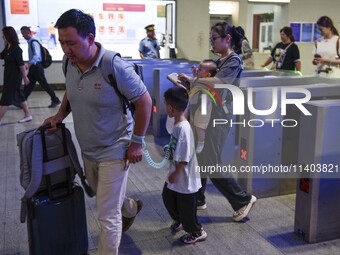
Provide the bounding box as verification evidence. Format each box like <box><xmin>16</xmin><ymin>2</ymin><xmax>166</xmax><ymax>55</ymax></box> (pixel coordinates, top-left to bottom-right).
<box><xmin>17</xmin><ymin>124</ymin><xmax>92</xmax><ymax>255</ymax></box>
<box><xmin>27</xmin><ymin>185</ymin><xmax>88</xmax><ymax>255</ymax></box>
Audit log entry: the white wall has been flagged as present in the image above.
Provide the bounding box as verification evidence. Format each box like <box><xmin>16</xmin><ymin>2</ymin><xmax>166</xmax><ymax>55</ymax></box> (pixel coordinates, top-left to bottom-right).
<box><xmin>176</xmin><ymin>0</ymin><xmax>210</xmax><ymax>61</ymax></box>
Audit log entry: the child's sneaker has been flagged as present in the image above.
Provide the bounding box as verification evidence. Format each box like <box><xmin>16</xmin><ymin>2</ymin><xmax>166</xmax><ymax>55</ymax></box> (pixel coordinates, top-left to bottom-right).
<box><xmin>170</xmin><ymin>220</ymin><xmax>183</xmax><ymax>232</ymax></box>
<box><xmin>180</xmin><ymin>229</ymin><xmax>207</xmax><ymax>244</ymax></box>
<box><xmin>196</xmin><ymin>199</ymin><xmax>207</xmax><ymax>210</ymax></box>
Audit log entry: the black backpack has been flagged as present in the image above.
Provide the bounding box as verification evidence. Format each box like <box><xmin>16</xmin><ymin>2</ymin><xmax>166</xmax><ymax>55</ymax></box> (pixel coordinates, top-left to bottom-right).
<box><xmin>101</xmin><ymin>51</ymin><xmax>144</xmax><ymax>117</ymax></box>
<box><xmin>63</xmin><ymin>51</ymin><xmax>143</xmax><ymax>117</ymax></box>
<box><xmin>30</xmin><ymin>39</ymin><xmax>52</xmax><ymax>68</ymax></box>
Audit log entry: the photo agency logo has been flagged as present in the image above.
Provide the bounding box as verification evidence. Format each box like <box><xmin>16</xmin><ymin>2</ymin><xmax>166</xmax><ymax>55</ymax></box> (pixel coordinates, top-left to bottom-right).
<box><xmin>197</xmin><ymin>84</ymin><xmax>312</xmax><ymax>128</ymax></box>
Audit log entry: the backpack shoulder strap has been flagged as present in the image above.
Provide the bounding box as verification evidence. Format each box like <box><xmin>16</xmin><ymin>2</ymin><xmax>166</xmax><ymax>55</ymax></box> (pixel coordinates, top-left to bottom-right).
<box><xmin>64</xmin><ymin>129</ymin><xmax>95</xmax><ymax>197</ymax></box>
<box><xmin>62</xmin><ymin>55</ymin><xmax>69</xmax><ymax>77</ymax></box>
<box><xmin>100</xmin><ymin>50</ymin><xmax>121</xmax><ymax>84</ymax></box>
<box><xmin>100</xmin><ymin>51</ymin><xmax>130</xmax><ymax>115</ymax></box>
<box><xmin>30</xmin><ymin>39</ymin><xmax>41</xmax><ymax>52</ymax></box>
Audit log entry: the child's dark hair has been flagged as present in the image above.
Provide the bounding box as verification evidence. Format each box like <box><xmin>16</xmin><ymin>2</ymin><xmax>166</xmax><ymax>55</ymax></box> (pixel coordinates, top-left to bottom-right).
<box><xmin>201</xmin><ymin>59</ymin><xmax>217</xmax><ymax>76</ymax></box>
<box><xmin>164</xmin><ymin>86</ymin><xmax>189</xmax><ymax>112</ymax></box>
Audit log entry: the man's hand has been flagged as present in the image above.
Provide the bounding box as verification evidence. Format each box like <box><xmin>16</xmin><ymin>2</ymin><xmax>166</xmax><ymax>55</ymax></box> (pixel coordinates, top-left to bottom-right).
<box><xmin>126</xmin><ymin>142</ymin><xmax>143</xmax><ymax>163</ymax></box>
<box><xmin>42</xmin><ymin>112</ymin><xmax>64</xmax><ymax>131</ymax></box>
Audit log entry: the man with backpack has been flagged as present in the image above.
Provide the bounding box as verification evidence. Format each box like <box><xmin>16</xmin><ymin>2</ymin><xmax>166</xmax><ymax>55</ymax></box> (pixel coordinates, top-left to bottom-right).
<box><xmin>43</xmin><ymin>9</ymin><xmax>152</xmax><ymax>255</ymax></box>
<box><xmin>20</xmin><ymin>26</ymin><xmax>61</xmax><ymax>108</ymax></box>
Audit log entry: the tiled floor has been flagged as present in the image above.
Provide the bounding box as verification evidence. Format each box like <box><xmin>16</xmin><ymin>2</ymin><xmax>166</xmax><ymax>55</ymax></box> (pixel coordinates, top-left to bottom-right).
<box><xmin>1</xmin><ymin>91</ymin><xmax>340</xmax><ymax>255</ymax></box>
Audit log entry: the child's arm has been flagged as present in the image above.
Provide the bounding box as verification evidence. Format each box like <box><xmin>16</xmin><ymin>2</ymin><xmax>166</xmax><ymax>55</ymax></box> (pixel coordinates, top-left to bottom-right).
<box><xmin>168</xmin><ymin>162</ymin><xmax>187</xmax><ymax>183</ymax></box>
<box><xmin>195</xmin><ymin>127</ymin><xmax>206</xmax><ymax>153</ymax></box>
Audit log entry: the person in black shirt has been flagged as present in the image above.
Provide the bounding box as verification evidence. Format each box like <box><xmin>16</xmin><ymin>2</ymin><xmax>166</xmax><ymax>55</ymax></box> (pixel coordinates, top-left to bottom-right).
<box><xmin>261</xmin><ymin>26</ymin><xmax>301</xmax><ymax>71</ymax></box>
<box><xmin>0</xmin><ymin>26</ymin><xmax>32</xmax><ymax>125</ymax></box>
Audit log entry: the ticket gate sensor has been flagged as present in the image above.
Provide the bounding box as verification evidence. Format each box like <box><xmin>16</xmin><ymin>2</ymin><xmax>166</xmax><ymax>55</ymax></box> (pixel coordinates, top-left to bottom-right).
<box><xmin>294</xmin><ymin>100</ymin><xmax>340</xmax><ymax>243</ymax></box>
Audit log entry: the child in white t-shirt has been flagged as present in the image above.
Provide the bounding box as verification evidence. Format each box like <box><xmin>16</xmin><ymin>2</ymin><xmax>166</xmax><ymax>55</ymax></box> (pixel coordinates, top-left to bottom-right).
<box><xmin>162</xmin><ymin>86</ymin><xmax>207</xmax><ymax>244</ymax></box>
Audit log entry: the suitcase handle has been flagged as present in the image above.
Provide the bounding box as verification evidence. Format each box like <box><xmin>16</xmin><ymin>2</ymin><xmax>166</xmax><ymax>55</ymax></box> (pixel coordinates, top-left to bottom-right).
<box><xmin>36</xmin><ymin>122</ymin><xmax>64</xmax><ymax>132</ymax></box>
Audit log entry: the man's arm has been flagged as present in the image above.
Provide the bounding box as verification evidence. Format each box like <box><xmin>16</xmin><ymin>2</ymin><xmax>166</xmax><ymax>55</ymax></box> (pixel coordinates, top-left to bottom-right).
<box><xmin>139</xmin><ymin>41</ymin><xmax>145</xmax><ymax>59</ymax></box>
<box><xmin>126</xmin><ymin>91</ymin><xmax>152</xmax><ymax>163</ymax></box>
<box><xmin>43</xmin><ymin>92</ymin><xmax>71</xmax><ymax>130</ymax></box>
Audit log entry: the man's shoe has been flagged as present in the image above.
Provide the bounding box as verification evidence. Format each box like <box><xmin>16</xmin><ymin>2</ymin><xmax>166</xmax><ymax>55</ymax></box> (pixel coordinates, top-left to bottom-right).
<box><xmin>232</xmin><ymin>195</ymin><xmax>257</xmax><ymax>222</ymax></box>
<box><xmin>122</xmin><ymin>199</ymin><xmax>143</xmax><ymax>232</ymax></box>
<box><xmin>18</xmin><ymin>116</ymin><xmax>32</xmax><ymax>123</ymax></box>
<box><xmin>48</xmin><ymin>99</ymin><xmax>61</xmax><ymax>108</ymax></box>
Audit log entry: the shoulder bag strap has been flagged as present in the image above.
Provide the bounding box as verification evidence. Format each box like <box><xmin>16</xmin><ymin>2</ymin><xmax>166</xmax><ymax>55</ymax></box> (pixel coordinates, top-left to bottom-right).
<box><xmin>284</xmin><ymin>42</ymin><xmax>294</xmax><ymax>52</ymax></box>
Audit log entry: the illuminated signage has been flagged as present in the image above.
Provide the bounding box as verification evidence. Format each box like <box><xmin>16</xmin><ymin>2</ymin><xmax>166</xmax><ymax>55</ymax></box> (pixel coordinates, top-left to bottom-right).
<box><xmin>209</xmin><ymin>1</ymin><xmax>234</xmax><ymax>15</ymax></box>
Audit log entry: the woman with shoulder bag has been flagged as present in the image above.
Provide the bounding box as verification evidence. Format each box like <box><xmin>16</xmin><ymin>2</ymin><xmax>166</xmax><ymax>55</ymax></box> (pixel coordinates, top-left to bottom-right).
<box><xmin>261</xmin><ymin>26</ymin><xmax>301</xmax><ymax>72</ymax></box>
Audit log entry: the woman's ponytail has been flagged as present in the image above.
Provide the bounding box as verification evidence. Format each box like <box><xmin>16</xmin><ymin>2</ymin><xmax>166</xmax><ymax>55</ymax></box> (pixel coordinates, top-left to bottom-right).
<box><xmin>231</xmin><ymin>26</ymin><xmax>243</xmax><ymax>53</ymax></box>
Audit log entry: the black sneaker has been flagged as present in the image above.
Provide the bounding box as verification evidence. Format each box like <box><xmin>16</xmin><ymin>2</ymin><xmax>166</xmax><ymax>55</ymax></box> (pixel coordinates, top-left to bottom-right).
<box><xmin>48</xmin><ymin>99</ymin><xmax>61</xmax><ymax>108</ymax></box>
<box><xmin>197</xmin><ymin>199</ymin><xmax>206</xmax><ymax>210</ymax></box>
<box><xmin>170</xmin><ymin>220</ymin><xmax>183</xmax><ymax>232</ymax></box>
